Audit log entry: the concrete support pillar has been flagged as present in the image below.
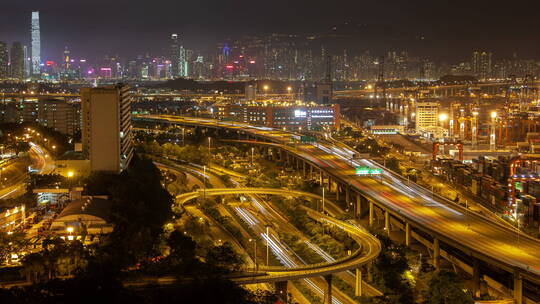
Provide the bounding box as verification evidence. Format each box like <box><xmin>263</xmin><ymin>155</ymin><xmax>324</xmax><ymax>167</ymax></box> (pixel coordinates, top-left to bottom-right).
<box><xmin>319</xmin><ymin>170</ymin><xmax>323</xmax><ymax>185</ymax></box>
<box><xmin>405</xmin><ymin>222</ymin><xmax>411</xmax><ymax>247</ymax></box>
<box><xmin>286</xmin><ymin>153</ymin><xmax>290</xmax><ymax>165</ymax></box>
<box><xmin>369</xmin><ymin>201</ymin><xmax>374</xmax><ymax>227</ymax></box>
<box><xmin>514</xmin><ymin>271</ymin><xmax>523</xmax><ymax>304</ymax></box>
<box><xmin>328</xmin><ymin>176</ymin><xmax>332</xmax><ymax>192</ymax></box>
<box><xmin>384</xmin><ymin>210</ymin><xmax>390</xmax><ymax>234</ymax></box>
<box><xmin>345</xmin><ymin>186</ymin><xmax>350</xmax><ymax>205</ymax></box>
<box><xmin>472</xmin><ymin>258</ymin><xmax>480</xmax><ymax>298</ymax></box>
<box><xmin>355</xmin><ymin>195</ymin><xmax>361</xmax><ymax>217</ymax></box>
<box><xmin>355</xmin><ymin>268</ymin><xmax>362</xmax><ymax>297</ymax></box>
<box><xmin>324</xmin><ymin>275</ymin><xmax>332</xmax><ymax>304</ymax></box>
<box><xmin>309</xmin><ymin>164</ymin><xmax>313</xmax><ymax>179</ymax></box>
<box><xmin>302</xmin><ymin>161</ymin><xmax>306</xmax><ymax>177</ymax></box>
<box><xmin>336</xmin><ymin>183</ymin><xmax>340</xmax><ymax>201</ymax></box>
<box><xmin>274</xmin><ymin>281</ymin><xmax>288</xmax><ymax>301</ymax></box>
<box><xmin>367</xmin><ymin>262</ymin><xmax>373</xmax><ymax>282</ymax></box>
<box><xmin>433</xmin><ymin>238</ymin><xmax>440</xmax><ymax>269</ymax></box>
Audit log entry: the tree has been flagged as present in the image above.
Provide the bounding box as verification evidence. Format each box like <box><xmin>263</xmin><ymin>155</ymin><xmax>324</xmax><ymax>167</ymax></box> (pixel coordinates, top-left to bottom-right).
<box><xmin>373</xmin><ymin>234</ymin><xmax>414</xmax><ymax>304</ymax></box>
<box><xmin>21</xmin><ymin>253</ymin><xmax>46</xmax><ymax>283</ymax></box>
<box><xmin>84</xmin><ymin>155</ymin><xmax>173</xmax><ymax>270</ymax></box>
<box><xmin>424</xmin><ymin>270</ymin><xmax>474</xmax><ymax>304</ymax></box>
<box><xmin>205</xmin><ymin>242</ymin><xmax>244</xmax><ymax>272</ymax></box>
<box><xmin>385</xmin><ymin>157</ymin><xmax>402</xmax><ymax>175</ymax></box>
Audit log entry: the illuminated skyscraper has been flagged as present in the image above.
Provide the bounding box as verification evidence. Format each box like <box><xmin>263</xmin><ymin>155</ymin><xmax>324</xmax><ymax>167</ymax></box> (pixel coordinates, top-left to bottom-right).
<box><xmin>0</xmin><ymin>42</ymin><xmax>7</xmax><ymax>79</ymax></box>
<box><xmin>471</xmin><ymin>51</ymin><xmax>492</xmax><ymax>80</ymax></box>
<box><xmin>170</xmin><ymin>34</ymin><xmax>180</xmax><ymax>77</ymax></box>
<box><xmin>10</xmin><ymin>42</ymin><xmax>24</xmax><ymax>79</ymax></box>
<box><xmin>63</xmin><ymin>46</ymin><xmax>71</xmax><ymax>70</ymax></box>
<box><xmin>31</xmin><ymin>11</ymin><xmax>41</xmax><ymax>76</ymax></box>
<box><xmin>23</xmin><ymin>45</ymin><xmax>30</xmax><ymax>78</ymax></box>
<box><xmin>179</xmin><ymin>46</ymin><xmax>188</xmax><ymax>77</ymax></box>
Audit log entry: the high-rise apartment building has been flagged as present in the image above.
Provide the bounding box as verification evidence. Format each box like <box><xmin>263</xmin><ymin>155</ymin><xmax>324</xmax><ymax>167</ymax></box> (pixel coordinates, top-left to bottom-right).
<box><xmin>31</xmin><ymin>11</ymin><xmax>41</xmax><ymax>76</ymax></box>
<box><xmin>38</xmin><ymin>99</ymin><xmax>79</xmax><ymax>135</ymax></box>
<box><xmin>81</xmin><ymin>84</ymin><xmax>133</xmax><ymax>173</ymax></box>
<box><xmin>415</xmin><ymin>102</ymin><xmax>440</xmax><ymax>131</ymax></box>
<box><xmin>472</xmin><ymin>51</ymin><xmax>492</xmax><ymax>80</ymax></box>
<box><xmin>10</xmin><ymin>42</ymin><xmax>24</xmax><ymax>79</ymax></box>
<box><xmin>0</xmin><ymin>42</ymin><xmax>8</xmax><ymax>79</ymax></box>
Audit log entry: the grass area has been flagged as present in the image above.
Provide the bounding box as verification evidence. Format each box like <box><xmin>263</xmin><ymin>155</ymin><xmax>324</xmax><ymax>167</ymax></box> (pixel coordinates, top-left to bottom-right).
<box><xmin>278</xmin><ymin>232</ymin><xmax>324</xmax><ymax>264</ymax></box>
<box><xmin>291</xmin><ymin>280</ymin><xmax>322</xmax><ymax>304</ymax></box>
<box><xmin>271</xmin><ymin>196</ymin><xmax>358</xmax><ymax>259</ymax></box>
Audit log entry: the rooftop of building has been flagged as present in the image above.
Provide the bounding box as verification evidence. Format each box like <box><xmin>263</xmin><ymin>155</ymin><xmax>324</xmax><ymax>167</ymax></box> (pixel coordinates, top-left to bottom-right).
<box><xmin>57</xmin><ymin>196</ymin><xmax>112</xmax><ymax>223</ymax></box>
<box><xmin>57</xmin><ymin>151</ymin><xmax>86</xmax><ymax>161</ymax></box>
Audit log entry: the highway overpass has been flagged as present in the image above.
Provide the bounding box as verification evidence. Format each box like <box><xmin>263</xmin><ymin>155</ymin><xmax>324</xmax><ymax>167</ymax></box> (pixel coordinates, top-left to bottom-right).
<box><xmin>135</xmin><ymin>114</ymin><xmax>540</xmax><ymax>303</ymax></box>
<box><xmin>174</xmin><ymin>188</ymin><xmax>381</xmax><ymax>301</ymax></box>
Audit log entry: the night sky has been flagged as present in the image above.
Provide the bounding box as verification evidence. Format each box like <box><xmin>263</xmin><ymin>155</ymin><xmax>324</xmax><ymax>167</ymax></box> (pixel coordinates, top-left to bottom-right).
<box><xmin>1</xmin><ymin>0</ymin><xmax>539</xmax><ymax>61</ymax></box>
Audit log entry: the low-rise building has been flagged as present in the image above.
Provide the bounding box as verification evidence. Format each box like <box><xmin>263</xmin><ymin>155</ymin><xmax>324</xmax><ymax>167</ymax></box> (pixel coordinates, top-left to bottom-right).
<box><xmin>50</xmin><ymin>196</ymin><xmax>113</xmax><ymax>240</ymax></box>
<box><xmin>214</xmin><ymin>103</ymin><xmax>340</xmax><ymax>131</ymax></box>
<box><xmin>54</xmin><ymin>151</ymin><xmax>90</xmax><ymax>178</ymax></box>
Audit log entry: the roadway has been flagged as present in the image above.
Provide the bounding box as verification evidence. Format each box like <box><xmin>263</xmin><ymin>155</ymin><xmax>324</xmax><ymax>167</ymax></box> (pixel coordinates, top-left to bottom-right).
<box><xmin>176</xmin><ymin>188</ymin><xmax>381</xmax><ymax>285</ymax></box>
<box><xmin>159</xmin><ymin>161</ymin><xmax>381</xmax><ymax>302</ymax></box>
<box><xmin>0</xmin><ymin>143</ymin><xmax>54</xmax><ymax>200</ymax></box>
<box><xmin>137</xmin><ymin>115</ymin><xmax>540</xmax><ymax>288</ymax></box>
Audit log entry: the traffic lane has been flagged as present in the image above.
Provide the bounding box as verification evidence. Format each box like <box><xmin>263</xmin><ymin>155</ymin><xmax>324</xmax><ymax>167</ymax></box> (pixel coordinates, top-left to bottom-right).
<box><xmin>149</xmin><ymin>116</ymin><xmax>540</xmax><ymax>275</ymax></box>
<box><xmin>345</xmin><ymin>176</ymin><xmax>540</xmax><ymax>273</ymax></box>
<box><xmin>301</xmin><ymin>141</ymin><xmax>540</xmax><ymax>274</ymax></box>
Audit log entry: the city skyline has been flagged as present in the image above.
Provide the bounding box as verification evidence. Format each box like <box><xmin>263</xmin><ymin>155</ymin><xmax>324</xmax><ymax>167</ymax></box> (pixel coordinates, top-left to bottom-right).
<box><xmin>1</xmin><ymin>0</ymin><xmax>540</xmax><ymax>62</ymax></box>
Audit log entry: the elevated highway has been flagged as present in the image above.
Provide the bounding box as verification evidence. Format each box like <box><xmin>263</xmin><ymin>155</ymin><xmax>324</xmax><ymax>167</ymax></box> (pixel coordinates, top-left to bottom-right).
<box><xmin>334</xmin><ymin>81</ymin><xmax>540</xmax><ymax>98</ymax></box>
<box><xmin>136</xmin><ymin>114</ymin><xmax>540</xmax><ymax>303</ymax></box>
<box><xmin>176</xmin><ymin>188</ymin><xmax>381</xmax><ymax>300</ymax></box>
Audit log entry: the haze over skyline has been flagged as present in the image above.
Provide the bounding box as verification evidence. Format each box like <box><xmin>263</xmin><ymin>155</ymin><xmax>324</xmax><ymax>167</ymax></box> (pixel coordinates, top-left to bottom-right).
<box><xmin>1</xmin><ymin>0</ymin><xmax>540</xmax><ymax>62</ymax></box>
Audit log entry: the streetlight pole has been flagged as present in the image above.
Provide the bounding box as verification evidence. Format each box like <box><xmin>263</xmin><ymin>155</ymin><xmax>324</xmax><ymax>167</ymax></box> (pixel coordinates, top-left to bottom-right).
<box><xmin>266</xmin><ymin>225</ymin><xmax>270</xmax><ymax>266</ymax></box>
<box><xmin>203</xmin><ymin>165</ymin><xmax>206</xmax><ymax>199</ymax></box>
<box><xmin>249</xmin><ymin>239</ymin><xmax>258</xmax><ymax>272</ymax></box>
<box><xmin>182</xmin><ymin>128</ymin><xmax>185</xmax><ymax>146</ymax></box>
<box><xmin>251</xmin><ymin>147</ymin><xmax>254</xmax><ymax>164</ymax></box>
<box><xmin>322</xmin><ymin>186</ymin><xmax>325</xmax><ymax>214</ymax></box>
<box><xmin>208</xmin><ymin>137</ymin><xmax>211</xmax><ymax>151</ymax></box>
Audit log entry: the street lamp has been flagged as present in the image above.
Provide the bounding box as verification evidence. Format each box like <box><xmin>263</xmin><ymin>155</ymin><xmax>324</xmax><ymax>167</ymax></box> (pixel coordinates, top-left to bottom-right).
<box><xmin>266</xmin><ymin>225</ymin><xmax>270</xmax><ymax>266</ymax></box>
<box><xmin>0</xmin><ymin>167</ymin><xmax>5</xmax><ymax>185</ymax></box>
<box><xmin>251</xmin><ymin>147</ymin><xmax>255</xmax><ymax>164</ymax></box>
<box><xmin>322</xmin><ymin>186</ymin><xmax>325</xmax><ymax>214</ymax></box>
<box><xmin>249</xmin><ymin>238</ymin><xmax>258</xmax><ymax>272</ymax></box>
<box><xmin>208</xmin><ymin>137</ymin><xmax>211</xmax><ymax>150</ymax></box>
<box><xmin>182</xmin><ymin>128</ymin><xmax>185</xmax><ymax>146</ymax></box>
<box><xmin>203</xmin><ymin>165</ymin><xmax>207</xmax><ymax>199</ymax></box>
<box><xmin>66</xmin><ymin>226</ymin><xmax>74</xmax><ymax>241</ymax></box>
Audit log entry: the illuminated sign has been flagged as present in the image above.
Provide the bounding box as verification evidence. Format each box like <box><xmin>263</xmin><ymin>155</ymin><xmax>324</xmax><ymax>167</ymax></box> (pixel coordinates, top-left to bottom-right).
<box><xmin>294</xmin><ymin>110</ymin><xmax>307</xmax><ymax>117</ymax></box>
<box><xmin>356</xmin><ymin>166</ymin><xmax>382</xmax><ymax>176</ymax></box>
